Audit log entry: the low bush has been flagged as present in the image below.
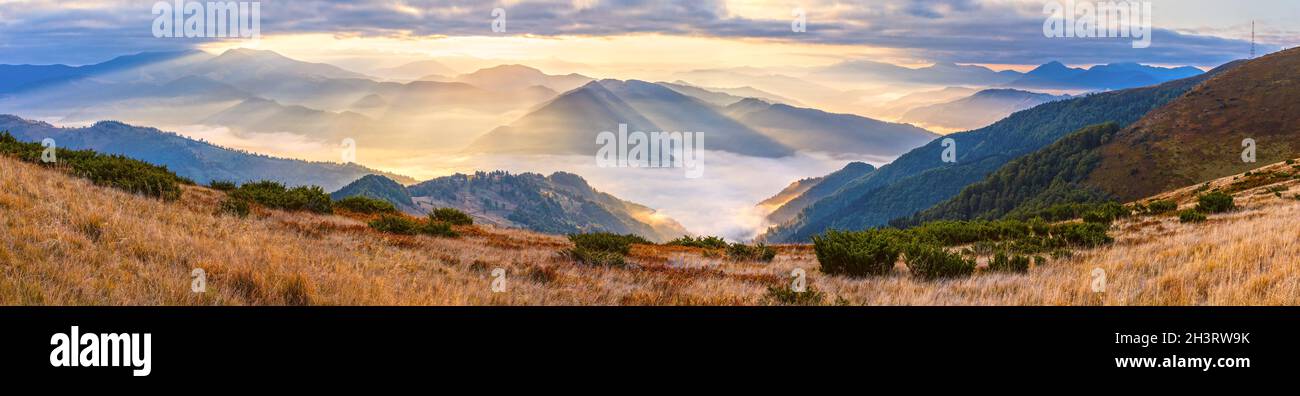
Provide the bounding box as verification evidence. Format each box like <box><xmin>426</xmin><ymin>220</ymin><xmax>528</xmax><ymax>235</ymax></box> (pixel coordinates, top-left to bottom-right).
<box><xmin>904</xmin><ymin>242</ymin><xmax>975</xmax><ymax>280</ymax></box>
<box><xmin>567</xmin><ymin>233</ymin><xmax>648</xmax><ymax>256</ymax></box>
<box><xmin>208</xmin><ymin>180</ymin><xmax>238</xmax><ymax>192</ymax></box>
<box><xmin>335</xmin><ymin>196</ymin><xmax>398</xmax><ymax>214</ymax></box>
<box><xmin>431</xmin><ymin>207</ymin><xmax>474</xmax><ymax>226</ymax></box>
<box><xmin>1015</xmin><ymin>201</ymin><xmax>1130</xmax><ymax>223</ymax></box>
<box><xmin>727</xmin><ymin>243</ymin><xmax>777</xmax><ymax>262</ymax></box>
<box><xmin>1050</xmin><ymin>222</ymin><xmax>1112</xmax><ymax>248</ymax></box>
<box><xmin>368</xmin><ymin>214</ymin><xmax>458</xmax><ymax>237</ymax></box>
<box><xmin>812</xmin><ymin>229</ymin><xmax>902</xmax><ymax>277</ymax></box>
<box><xmin>1146</xmin><ymin>199</ymin><xmax>1178</xmax><ymax>214</ymax></box>
<box><xmin>665</xmin><ymin>235</ymin><xmax>729</xmax><ymax>250</ymax></box>
<box><xmin>764</xmin><ymin>285</ymin><xmax>825</xmax><ymax>306</ymax></box>
<box><xmin>420</xmin><ymin>218</ymin><xmax>459</xmax><ymax>238</ymax></box>
<box><xmin>988</xmin><ymin>251</ymin><xmax>1030</xmax><ymax>273</ymax></box>
<box><xmin>231</xmin><ymin>181</ymin><xmax>333</xmax><ymax>214</ymax></box>
<box><xmin>1178</xmin><ymin>209</ymin><xmax>1207</xmax><ymax>223</ymax></box>
<box><xmin>563</xmin><ymin>247</ymin><xmax>626</xmax><ymax>267</ymax></box>
<box><xmin>1195</xmin><ymin>191</ymin><xmax>1235</xmax><ymax>214</ymax></box>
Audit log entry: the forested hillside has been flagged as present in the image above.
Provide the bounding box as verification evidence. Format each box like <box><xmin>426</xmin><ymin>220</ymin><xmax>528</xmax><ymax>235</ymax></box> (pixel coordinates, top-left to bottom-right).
<box><xmin>762</xmin><ymin>62</ymin><xmax>1237</xmax><ymax>242</ymax></box>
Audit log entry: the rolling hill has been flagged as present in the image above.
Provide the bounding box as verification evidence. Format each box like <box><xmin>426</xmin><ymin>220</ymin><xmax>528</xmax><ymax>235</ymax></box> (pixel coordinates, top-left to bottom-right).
<box><xmin>469</xmin><ymin>80</ymin><xmax>936</xmax><ymax>158</ymax></box>
<box><xmin>761</xmin><ymin>61</ymin><xmax>1237</xmax><ymax>242</ymax></box>
<box><xmin>332</xmin><ymin>171</ymin><xmax>689</xmax><ymax>242</ymax></box>
<box><xmin>904</xmin><ymin>48</ymin><xmax>1300</xmax><ymax>224</ymax></box>
<box><xmin>0</xmin><ymin>115</ymin><xmax>411</xmax><ymax>191</ymax></box>
<box><xmin>756</xmin><ymin>161</ymin><xmax>876</xmax><ymax>226</ymax></box>
<box><xmin>724</xmin><ymin>99</ymin><xmax>937</xmax><ymax>157</ymax></box>
<box><xmin>330</xmin><ymin>174</ymin><xmax>421</xmax><ymax>214</ymax></box>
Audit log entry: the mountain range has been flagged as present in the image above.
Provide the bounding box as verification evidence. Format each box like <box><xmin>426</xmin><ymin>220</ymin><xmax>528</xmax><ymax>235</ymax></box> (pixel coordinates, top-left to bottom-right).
<box><xmin>812</xmin><ymin>59</ymin><xmax>1203</xmax><ymax>91</ymax></box>
<box><xmin>1007</xmin><ymin>61</ymin><xmax>1205</xmax><ymax>90</ymax></box>
<box><xmin>468</xmin><ymin>79</ymin><xmax>937</xmax><ymax>158</ymax></box>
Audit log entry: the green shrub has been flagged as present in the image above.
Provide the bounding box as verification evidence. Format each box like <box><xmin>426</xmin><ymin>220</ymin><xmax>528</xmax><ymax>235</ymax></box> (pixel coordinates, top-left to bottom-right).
<box><xmin>1146</xmin><ymin>200</ymin><xmax>1177</xmax><ymax>214</ymax></box>
<box><xmin>335</xmin><ymin>196</ymin><xmax>398</xmax><ymax>214</ymax></box>
<box><xmin>988</xmin><ymin>252</ymin><xmax>1030</xmax><ymax>273</ymax></box>
<box><xmin>431</xmin><ymin>207</ymin><xmax>473</xmax><ymax>226</ymax></box>
<box><xmin>904</xmin><ymin>243</ymin><xmax>975</xmax><ymax>280</ymax></box>
<box><xmin>368</xmin><ymin>215</ymin><xmax>425</xmax><ymax>235</ymax></box>
<box><xmin>421</xmin><ymin>220</ymin><xmax>459</xmax><ymax>237</ymax></box>
<box><xmin>1195</xmin><ymin>191</ymin><xmax>1235</xmax><ymax>214</ymax></box>
<box><xmin>1051</xmin><ymin>222</ymin><xmax>1112</xmax><ymax>247</ymax></box>
<box><xmin>216</xmin><ymin>197</ymin><xmax>250</xmax><ymax>218</ymax></box>
<box><xmin>665</xmin><ymin>235</ymin><xmax>729</xmax><ymax>250</ymax></box>
<box><xmin>368</xmin><ymin>214</ymin><xmax>458</xmax><ymax>237</ymax></box>
<box><xmin>208</xmin><ymin>180</ymin><xmax>238</xmax><ymax>192</ymax></box>
<box><xmin>1081</xmin><ymin>210</ymin><xmax>1113</xmax><ymax>224</ymax></box>
<box><xmin>1178</xmin><ymin>209</ymin><xmax>1207</xmax><ymax>223</ymax></box>
<box><xmin>567</xmin><ymin>233</ymin><xmax>648</xmax><ymax>255</ymax></box>
<box><xmin>811</xmin><ymin>229</ymin><xmax>902</xmax><ymax>277</ymax></box>
<box><xmin>909</xmin><ymin>220</ymin><xmax>1030</xmax><ymax>246</ymax></box>
<box><xmin>563</xmin><ymin>247</ymin><xmax>626</xmax><ymax>267</ymax></box>
<box><xmin>727</xmin><ymin>243</ymin><xmax>777</xmax><ymax>262</ymax></box>
<box><xmin>764</xmin><ymin>285</ymin><xmax>825</xmax><ymax>306</ymax></box>
<box><xmin>564</xmin><ymin>233</ymin><xmax>649</xmax><ymax>267</ymax></box>
<box><xmin>231</xmin><ymin>181</ymin><xmax>333</xmax><ymax>214</ymax></box>
<box><xmin>1014</xmin><ymin>201</ymin><xmax>1130</xmax><ymax>223</ymax></box>
<box><xmin>1033</xmin><ymin>255</ymin><xmax>1048</xmax><ymax>267</ymax></box>
<box><xmin>1</xmin><ymin>132</ymin><xmax>185</xmax><ymax>201</ymax></box>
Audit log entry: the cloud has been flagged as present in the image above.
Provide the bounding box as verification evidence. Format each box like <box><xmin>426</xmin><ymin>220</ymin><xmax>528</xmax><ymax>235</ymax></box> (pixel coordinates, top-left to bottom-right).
<box><xmin>0</xmin><ymin>0</ymin><xmax>1285</xmax><ymax>66</ymax></box>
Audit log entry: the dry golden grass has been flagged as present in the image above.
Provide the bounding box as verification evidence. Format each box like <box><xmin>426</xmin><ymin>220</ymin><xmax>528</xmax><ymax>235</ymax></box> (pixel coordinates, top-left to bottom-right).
<box><xmin>2</xmin><ymin>155</ymin><xmax>1298</xmax><ymax>306</ymax></box>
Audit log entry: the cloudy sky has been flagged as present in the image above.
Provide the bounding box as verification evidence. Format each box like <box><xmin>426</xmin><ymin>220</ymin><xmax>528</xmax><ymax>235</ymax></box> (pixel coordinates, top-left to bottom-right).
<box><xmin>0</xmin><ymin>0</ymin><xmax>1295</xmax><ymax>69</ymax></box>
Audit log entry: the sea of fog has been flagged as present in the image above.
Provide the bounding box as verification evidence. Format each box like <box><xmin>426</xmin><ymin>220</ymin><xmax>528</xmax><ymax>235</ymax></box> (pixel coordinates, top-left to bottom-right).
<box><xmin>167</xmin><ymin>126</ymin><xmax>894</xmax><ymax>241</ymax></box>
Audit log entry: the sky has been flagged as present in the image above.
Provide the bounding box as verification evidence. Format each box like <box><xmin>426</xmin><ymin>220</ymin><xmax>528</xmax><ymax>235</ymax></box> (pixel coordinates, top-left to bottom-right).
<box><xmin>1</xmin><ymin>0</ymin><xmax>1295</xmax><ymax>69</ymax></box>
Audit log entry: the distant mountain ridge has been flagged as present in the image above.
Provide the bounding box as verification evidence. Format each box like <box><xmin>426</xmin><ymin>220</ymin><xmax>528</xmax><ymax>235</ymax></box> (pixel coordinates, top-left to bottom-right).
<box><xmin>331</xmin><ymin>171</ymin><xmax>689</xmax><ymax>242</ymax></box>
<box><xmin>724</xmin><ymin>98</ymin><xmax>937</xmax><ymax>157</ymax></box>
<box><xmin>900</xmin><ymin>89</ymin><xmax>1071</xmax><ymax>131</ymax></box>
<box><xmin>1006</xmin><ymin>62</ymin><xmax>1204</xmax><ymax>90</ymax></box>
<box><xmin>0</xmin><ymin>115</ymin><xmax>412</xmax><ymax>191</ymax></box>
<box><xmin>811</xmin><ymin>59</ymin><xmax>1202</xmax><ymax>91</ymax></box>
<box><xmin>469</xmin><ymin>79</ymin><xmax>936</xmax><ymax>158</ymax></box>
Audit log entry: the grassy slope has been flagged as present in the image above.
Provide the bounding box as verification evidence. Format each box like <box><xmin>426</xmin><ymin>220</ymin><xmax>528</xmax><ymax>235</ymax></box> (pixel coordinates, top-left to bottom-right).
<box><xmin>1088</xmin><ymin>47</ymin><xmax>1300</xmax><ymax>201</ymax></box>
<box><xmin>2</xmin><ymin>154</ymin><xmax>1297</xmax><ymax>305</ymax></box>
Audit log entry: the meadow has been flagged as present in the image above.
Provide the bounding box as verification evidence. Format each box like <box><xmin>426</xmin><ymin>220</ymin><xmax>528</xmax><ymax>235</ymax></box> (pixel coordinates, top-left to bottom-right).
<box><xmin>2</xmin><ymin>154</ymin><xmax>1297</xmax><ymax>305</ymax></box>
